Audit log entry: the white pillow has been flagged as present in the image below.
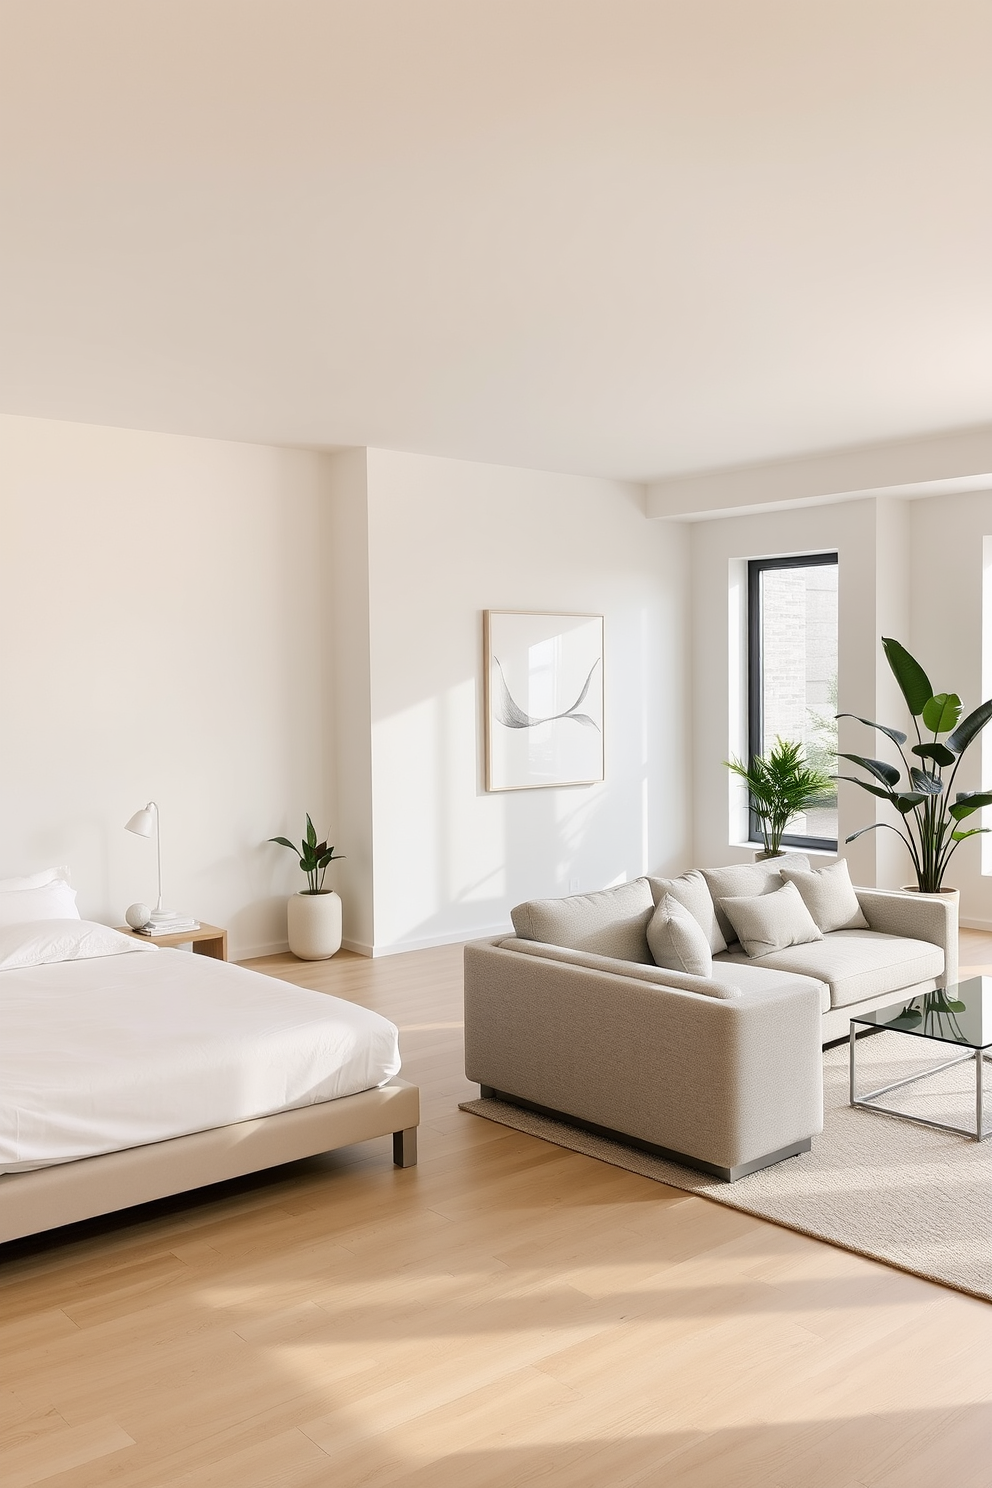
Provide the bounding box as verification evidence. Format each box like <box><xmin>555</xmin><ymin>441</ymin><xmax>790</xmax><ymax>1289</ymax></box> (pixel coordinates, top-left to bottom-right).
<box><xmin>719</xmin><ymin>880</ymin><xmax>823</xmax><ymax>958</ymax></box>
<box><xmin>647</xmin><ymin>894</ymin><xmax>714</xmax><ymax>977</ymax></box>
<box><xmin>0</xmin><ymin>919</ymin><xmax>156</xmax><ymax>972</ymax></box>
<box><xmin>0</xmin><ymin>865</ymin><xmax>71</xmax><ymax>893</ymax></box>
<box><xmin>0</xmin><ymin>879</ymin><xmax>79</xmax><ymax>927</ymax></box>
<box><xmin>779</xmin><ymin>859</ymin><xmax>869</xmax><ymax>933</ymax></box>
<box><xmin>702</xmin><ymin>856</ymin><xmax>811</xmax><ymax>945</ymax></box>
<box><xmin>646</xmin><ymin>869</ymin><xmax>727</xmax><ymax>955</ymax></box>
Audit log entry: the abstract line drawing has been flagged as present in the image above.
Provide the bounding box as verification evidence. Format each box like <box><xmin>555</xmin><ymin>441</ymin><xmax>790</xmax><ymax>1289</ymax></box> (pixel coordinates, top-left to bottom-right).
<box><xmin>484</xmin><ymin>611</ymin><xmax>604</xmax><ymax>791</ymax></box>
<box><xmin>491</xmin><ymin>656</ymin><xmax>602</xmax><ymax>731</ymax></box>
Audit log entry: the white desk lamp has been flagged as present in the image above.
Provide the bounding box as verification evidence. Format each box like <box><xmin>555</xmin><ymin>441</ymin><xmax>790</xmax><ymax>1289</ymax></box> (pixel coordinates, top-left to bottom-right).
<box><xmin>125</xmin><ymin>801</ymin><xmax>179</xmax><ymax>925</ymax></box>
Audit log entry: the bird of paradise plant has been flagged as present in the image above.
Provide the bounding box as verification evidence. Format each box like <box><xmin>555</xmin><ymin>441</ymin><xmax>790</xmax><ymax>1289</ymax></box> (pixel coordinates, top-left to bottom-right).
<box><xmin>836</xmin><ymin>637</ymin><xmax>992</xmax><ymax>892</ymax></box>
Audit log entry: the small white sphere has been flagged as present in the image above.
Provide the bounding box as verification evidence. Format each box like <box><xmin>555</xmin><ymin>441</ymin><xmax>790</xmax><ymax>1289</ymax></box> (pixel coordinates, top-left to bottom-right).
<box><xmin>126</xmin><ymin>902</ymin><xmax>151</xmax><ymax>929</ymax></box>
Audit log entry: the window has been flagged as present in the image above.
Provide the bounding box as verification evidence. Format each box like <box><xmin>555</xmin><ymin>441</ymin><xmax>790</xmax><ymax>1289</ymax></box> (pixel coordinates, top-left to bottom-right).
<box><xmin>748</xmin><ymin>553</ymin><xmax>838</xmax><ymax>850</ymax></box>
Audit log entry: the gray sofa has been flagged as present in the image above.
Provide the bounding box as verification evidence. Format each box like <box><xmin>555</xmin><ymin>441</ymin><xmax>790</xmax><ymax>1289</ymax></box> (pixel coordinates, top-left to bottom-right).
<box><xmin>463</xmin><ymin>859</ymin><xmax>957</xmax><ymax>1181</ymax></box>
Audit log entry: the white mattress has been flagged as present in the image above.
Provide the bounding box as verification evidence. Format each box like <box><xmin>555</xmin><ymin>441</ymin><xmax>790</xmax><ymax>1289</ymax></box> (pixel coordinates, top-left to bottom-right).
<box><xmin>0</xmin><ymin>947</ymin><xmax>401</xmax><ymax>1173</ymax></box>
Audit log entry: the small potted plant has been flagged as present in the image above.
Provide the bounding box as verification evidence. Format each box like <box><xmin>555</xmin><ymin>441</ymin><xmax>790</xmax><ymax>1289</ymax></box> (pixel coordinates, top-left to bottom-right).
<box><xmin>269</xmin><ymin>815</ymin><xmax>345</xmax><ymax>959</ymax></box>
<box><xmin>726</xmin><ymin>738</ymin><xmax>835</xmax><ymax>859</ymax></box>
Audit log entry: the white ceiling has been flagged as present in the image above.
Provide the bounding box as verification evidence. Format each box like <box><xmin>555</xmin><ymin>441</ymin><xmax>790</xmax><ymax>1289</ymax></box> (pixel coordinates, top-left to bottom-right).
<box><xmin>2</xmin><ymin>0</ymin><xmax>991</xmax><ymax>482</ymax></box>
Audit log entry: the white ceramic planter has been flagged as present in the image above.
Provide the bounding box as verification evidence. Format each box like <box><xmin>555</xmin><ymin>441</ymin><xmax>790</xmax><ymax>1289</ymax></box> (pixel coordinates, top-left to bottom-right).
<box><xmin>287</xmin><ymin>889</ymin><xmax>342</xmax><ymax>960</ymax></box>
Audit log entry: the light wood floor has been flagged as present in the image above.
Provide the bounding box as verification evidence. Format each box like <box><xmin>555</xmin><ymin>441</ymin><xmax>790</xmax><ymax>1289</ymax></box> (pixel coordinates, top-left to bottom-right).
<box><xmin>5</xmin><ymin>934</ymin><xmax>992</xmax><ymax>1487</ymax></box>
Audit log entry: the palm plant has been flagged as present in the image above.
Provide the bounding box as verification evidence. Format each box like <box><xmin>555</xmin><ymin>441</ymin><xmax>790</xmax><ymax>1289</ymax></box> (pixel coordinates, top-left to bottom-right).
<box><xmin>726</xmin><ymin>738</ymin><xmax>835</xmax><ymax>857</ymax></box>
<box><xmin>269</xmin><ymin>814</ymin><xmax>344</xmax><ymax>894</ymax></box>
<box><xmin>836</xmin><ymin>637</ymin><xmax>992</xmax><ymax>892</ymax></box>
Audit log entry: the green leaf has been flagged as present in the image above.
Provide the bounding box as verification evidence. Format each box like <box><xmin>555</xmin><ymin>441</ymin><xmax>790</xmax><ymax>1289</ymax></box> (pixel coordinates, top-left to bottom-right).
<box><xmin>318</xmin><ymin>849</ymin><xmax>344</xmax><ymax>869</ymax></box>
<box><xmin>845</xmin><ymin>824</ymin><xmax>886</xmax><ymax>842</ymax></box>
<box><xmin>268</xmin><ymin>837</ymin><xmax>299</xmax><ymax>852</ymax></box>
<box><xmin>305</xmin><ymin>814</ymin><xmax>317</xmax><ymax>849</ymax></box>
<box><xmin>922</xmin><ymin>692</ymin><xmax>962</xmax><ymax>734</ymax></box>
<box><xmin>951</xmin><ymin>827</ymin><xmax>991</xmax><ymax>841</ymax></box>
<box><xmin>949</xmin><ymin>791</ymin><xmax>992</xmax><ymax>820</ymax></box>
<box><xmin>881</xmin><ymin>638</ymin><xmax>933</xmax><ymax>717</ymax></box>
<box><xmin>946</xmin><ymin>699</ymin><xmax>992</xmax><ymax>756</ymax></box>
<box><xmin>909</xmin><ymin>768</ymin><xmax>943</xmax><ymax>795</ymax></box>
<box><xmin>892</xmin><ymin>792</ymin><xmax>928</xmax><ymax>813</ymax></box>
<box><xmin>836</xmin><ymin>713</ymin><xmax>908</xmax><ymax>748</ymax></box>
<box><xmin>835</xmin><ymin>775</ymin><xmax>893</xmax><ymax>801</ymax></box>
<box><xmin>912</xmin><ymin>742</ymin><xmax>956</xmax><ymax>766</ymax></box>
<box><xmin>836</xmin><ymin>753</ymin><xmax>900</xmax><ymax>787</ymax></box>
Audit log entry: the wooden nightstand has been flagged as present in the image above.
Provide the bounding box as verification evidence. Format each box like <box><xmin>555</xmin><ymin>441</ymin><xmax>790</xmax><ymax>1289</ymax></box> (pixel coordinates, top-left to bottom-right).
<box><xmin>115</xmin><ymin>922</ymin><xmax>228</xmax><ymax>960</ymax></box>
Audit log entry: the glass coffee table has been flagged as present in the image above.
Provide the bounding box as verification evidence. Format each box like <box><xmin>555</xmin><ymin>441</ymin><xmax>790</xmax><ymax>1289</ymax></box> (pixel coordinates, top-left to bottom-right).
<box><xmin>850</xmin><ymin>979</ymin><xmax>992</xmax><ymax>1141</ymax></box>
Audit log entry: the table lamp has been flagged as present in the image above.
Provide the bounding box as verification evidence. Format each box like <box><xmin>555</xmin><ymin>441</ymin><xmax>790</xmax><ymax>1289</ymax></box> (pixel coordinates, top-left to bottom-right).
<box><xmin>124</xmin><ymin>801</ymin><xmax>180</xmax><ymax>925</ymax></box>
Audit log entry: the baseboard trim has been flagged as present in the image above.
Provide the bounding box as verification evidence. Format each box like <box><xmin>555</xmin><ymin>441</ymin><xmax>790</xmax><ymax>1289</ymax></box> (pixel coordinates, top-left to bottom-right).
<box><xmin>235</xmin><ymin>938</ymin><xmax>289</xmax><ymax>962</ymax></box>
<box><xmin>341</xmin><ymin>937</ymin><xmax>373</xmax><ymax>957</ymax></box>
<box><xmin>961</xmin><ymin>917</ymin><xmax>992</xmax><ymax>932</ymax></box>
<box><xmin>370</xmin><ymin>923</ymin><xmax>511</xmax><ymax>958</ymax></box>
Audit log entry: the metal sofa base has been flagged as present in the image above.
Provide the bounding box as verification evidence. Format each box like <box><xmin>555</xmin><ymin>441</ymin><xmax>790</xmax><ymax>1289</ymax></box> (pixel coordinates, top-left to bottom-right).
<box><xmin>478</xmin><ymin>1086</ymin><xmax>811</xmax><ymax>1183</ymax></box>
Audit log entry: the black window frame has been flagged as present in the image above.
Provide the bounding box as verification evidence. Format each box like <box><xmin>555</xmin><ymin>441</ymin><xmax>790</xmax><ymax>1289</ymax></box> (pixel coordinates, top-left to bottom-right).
<box><xmin>747</xmin><ymin>551</ymin><xmax>838</xmax><ymax>853</ymax></box>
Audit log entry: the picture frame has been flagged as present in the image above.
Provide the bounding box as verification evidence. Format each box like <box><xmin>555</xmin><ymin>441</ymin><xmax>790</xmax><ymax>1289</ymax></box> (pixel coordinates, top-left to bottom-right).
<box><xmin>483</xmin><ymin>610</ymin><xmax>604</xmax><ymax>791</ymax></box>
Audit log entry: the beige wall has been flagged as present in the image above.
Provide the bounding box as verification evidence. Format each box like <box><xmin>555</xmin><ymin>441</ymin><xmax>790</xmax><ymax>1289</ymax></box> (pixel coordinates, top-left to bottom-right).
<box><xmin>0</xmin><ymin>413</ymin><xmax>334</xmax><ymax>958</ymax></box>
<box><xmin>360</xmin><ymin>448</ymin><xmax>691</xmax><ymax>954</ymax></box>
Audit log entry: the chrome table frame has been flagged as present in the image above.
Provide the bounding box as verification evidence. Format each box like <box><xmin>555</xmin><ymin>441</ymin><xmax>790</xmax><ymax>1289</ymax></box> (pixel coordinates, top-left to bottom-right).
<box><xmin>849</xmin><ymin>1025</ymin><xmax>988</xmax><ymax>1141</ymax></box>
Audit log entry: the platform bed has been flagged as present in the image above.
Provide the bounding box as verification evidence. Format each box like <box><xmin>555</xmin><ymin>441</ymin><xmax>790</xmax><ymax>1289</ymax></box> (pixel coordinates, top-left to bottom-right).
<box><xmin>0</xmin><ymin>1077</ymin><xmax>420</xmax><ymax>1245</ymax></box>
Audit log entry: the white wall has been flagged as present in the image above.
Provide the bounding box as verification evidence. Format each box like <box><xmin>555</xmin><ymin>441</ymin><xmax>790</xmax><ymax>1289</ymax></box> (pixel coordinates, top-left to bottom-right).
<box><xmin>690</xmin><ymin>489</ymin><xmax>992</xmax><ymax>921</ymax></box>
<box><xmin>909</xmin><ymin>488</ymin><xmax>992</xmax><ymax>928</ymax></box>
<box><xmin>0</xmin><ymin>414</ymin><xmax>334</xmax><ymax>958</ymax></box>
<box><xmin>360</xmin><ymin>448</ymin><xmax>690</xmax><ymax>954</ymax></box>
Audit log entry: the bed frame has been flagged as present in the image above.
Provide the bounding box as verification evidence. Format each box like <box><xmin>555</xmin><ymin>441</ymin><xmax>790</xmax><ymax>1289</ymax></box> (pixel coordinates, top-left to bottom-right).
<box><xmin>0</xmin><ymin>1077</ymin><xmax>419</xmax><ymax>1245</ymax></box>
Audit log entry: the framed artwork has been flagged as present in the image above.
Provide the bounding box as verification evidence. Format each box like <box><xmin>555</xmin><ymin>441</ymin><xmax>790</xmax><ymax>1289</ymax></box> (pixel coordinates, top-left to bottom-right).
<box><xmin>484</xmin><ymin>610</ymin><xmax>604</xmax><ymax>791</ymax></box>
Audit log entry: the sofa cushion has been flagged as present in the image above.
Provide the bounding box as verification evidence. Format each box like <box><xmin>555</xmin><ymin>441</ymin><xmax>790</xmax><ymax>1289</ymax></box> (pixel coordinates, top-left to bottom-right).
<box><xmin>714</xmin><ymin>957</ymin><xmax>831</xmax><ymax>1014</ymax></box>
<box><xmin>701</xmin><ymin>855</ymin><xmax>811</xmax><ymax>944</ymax></box>
<box><xmin>719</xmin><ymin>880</ymin><xmax>823</xmax><ymax>958</ymax></box>
<box><xmin>715</xmin><ymin>929</ymin><xmax>943</xmax><ymax>1009</ymax></box>
<box><xmin>647</xmin><ymin>894</ymin><xmax>713</xmax><ymax>976</ymax></box>
<box><xmin>509</xmin><ymin>878</ymin><xmax>655</xmax><ymax>963</ymax></box>
<box><xmin>780</xmin><ymin>859</ymin><xmax>868</xmax><ymax>933</ymax></box>
<box><xmin>646</xmin><ymin>868</ymin><xmax>727</xmax><ymax>955</ymax></box>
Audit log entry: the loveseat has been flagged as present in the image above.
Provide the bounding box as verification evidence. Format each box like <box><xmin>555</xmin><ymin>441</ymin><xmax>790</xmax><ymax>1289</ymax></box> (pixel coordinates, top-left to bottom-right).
<box><xmin>463</xmin><ymin>856</ymin><xmax>957</xmax><ymax>1180</ymax></box>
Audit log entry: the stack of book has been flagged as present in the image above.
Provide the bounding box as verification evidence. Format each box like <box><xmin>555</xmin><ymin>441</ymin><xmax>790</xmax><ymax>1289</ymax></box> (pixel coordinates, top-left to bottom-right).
<box><xmin>135</xmin><ymin>917</ymin><xmax>200</xmax><ymax>937</ymax></box>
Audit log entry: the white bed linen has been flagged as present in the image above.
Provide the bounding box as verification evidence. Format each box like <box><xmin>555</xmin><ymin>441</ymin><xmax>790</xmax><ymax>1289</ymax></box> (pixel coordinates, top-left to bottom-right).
<box><xmin>0</xmin><ymin>947</ymin><xmax>401</xmax><ymax>1173</ymax></box>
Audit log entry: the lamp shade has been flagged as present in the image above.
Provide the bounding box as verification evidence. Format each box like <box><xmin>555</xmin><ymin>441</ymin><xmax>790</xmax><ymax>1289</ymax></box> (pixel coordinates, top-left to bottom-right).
<box><xmin>125</xmin><ymin>804</ymin><xmax>155</xmax><ymax>838</ymax></box>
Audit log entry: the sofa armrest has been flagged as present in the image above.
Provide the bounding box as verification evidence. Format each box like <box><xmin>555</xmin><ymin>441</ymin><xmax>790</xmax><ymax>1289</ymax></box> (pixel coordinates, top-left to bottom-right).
<box><xmin>855</xmin><ymin>888</ymin><xmax>958</xmax><ymax>989</ymax></box>
<box><xmin>498</xmin><ymin>936</ymin><xmax>741</xmax><ymax>999</ymax></box>
<box><xmin>463</xmin><ymin>938</ymin><xmax>823</xmax><ymax>1172</ymax></box>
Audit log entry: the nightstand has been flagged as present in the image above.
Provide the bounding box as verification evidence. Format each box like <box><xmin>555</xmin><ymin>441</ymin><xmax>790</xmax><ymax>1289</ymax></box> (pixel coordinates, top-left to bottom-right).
<box><xmin>115</xmin><ymin>922</ymin><xmax>228</xmax><ymax>960</ymax></box>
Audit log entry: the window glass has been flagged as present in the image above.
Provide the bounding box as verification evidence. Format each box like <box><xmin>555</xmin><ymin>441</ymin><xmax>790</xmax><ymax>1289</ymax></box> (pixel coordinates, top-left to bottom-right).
<box><xmin>750</xmin><ymin>556</ymin><xmax>838</xmax><ymax>848</ymax></box>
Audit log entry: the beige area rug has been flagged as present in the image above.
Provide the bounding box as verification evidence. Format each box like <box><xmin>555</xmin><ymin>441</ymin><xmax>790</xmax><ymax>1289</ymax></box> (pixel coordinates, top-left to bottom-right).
<box><xmin>460</xmin><ymin>1031</ymin><xmax>992</xmax><ymax>1303</ymax></box>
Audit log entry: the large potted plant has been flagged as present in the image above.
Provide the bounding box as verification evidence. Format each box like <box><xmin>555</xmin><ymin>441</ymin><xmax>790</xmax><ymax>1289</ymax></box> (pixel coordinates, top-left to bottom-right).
<box><xmin>836</xmin><ymin>637</ymin><xmax>992</xmax><ymax>894</ymax></box>
<box><xmin>726</xmin><ymin>737</ymin><xmax>835</xmax><ymax>858</ymax></box>
<box><xmin>269</xmin><ymin>815</ymin><xmax>345</xmax><ymax>959</ymax></box>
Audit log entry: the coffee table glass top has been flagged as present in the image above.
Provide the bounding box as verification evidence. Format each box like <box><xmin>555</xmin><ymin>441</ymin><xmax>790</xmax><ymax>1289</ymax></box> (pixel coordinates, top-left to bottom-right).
<box><xmin>852</xmin><ymin>978</ymin><xmax>992</xmax><ymax>1051</ymax></box>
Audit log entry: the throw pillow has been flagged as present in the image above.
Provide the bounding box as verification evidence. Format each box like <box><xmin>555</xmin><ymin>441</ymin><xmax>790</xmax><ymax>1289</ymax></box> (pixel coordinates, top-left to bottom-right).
<box><xmin>780</xmin><ymin>858</ymin><xmax>868</xmax><ymax>933</ymax></box>
<box><xmin>646</xmin><ymin>868</ymin><xmax>727</xmax><ymax>955</ymax></box>
<box><xmin>718</xmin><ymin>880</ymin><xmax>823</xmax><ymax>958</ymax></box>
<box><xmin>510</xmin><ymin>878</ymin><xmax>655</xmax><ymax>963</ymax></box>
<box><xmin>647</xmin><ymin>894</ymin><xmax>714</xmax><ymax>977</ymax></box>
<box><xmin>701</xmin><ymin>855</ymin><xmax>811</xmax><ymax>943</ymax></box>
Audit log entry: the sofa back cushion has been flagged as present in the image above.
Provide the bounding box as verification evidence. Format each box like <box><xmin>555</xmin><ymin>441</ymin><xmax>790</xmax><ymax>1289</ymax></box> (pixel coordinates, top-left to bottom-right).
<box><xmin>719</xmin><ymin>880</ymin><xmax>823</xmax><ymax>958</ymax></box>
<box><xmin>509</xmin><ymin>878</ymin><xmax>655</xmax><ymax>963</ymax></box>
<box><xmin>646</xmin><ymin>868</ymin><xmax>727</xmax><ymax>955</ymax></box>
<box><xmin>780</xmin><ymin>858</ymin><xmax>868</xmax><ymax>932</ymax></box>
<box><xmin>701</xmin><ymin>855</ymin><xmax>810</xmax><ymax>944</ymax></box>
<box><xmin>647</xmin><ymin>894</ymin><xmax>714</xmax><ymax>976</ymax></box>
